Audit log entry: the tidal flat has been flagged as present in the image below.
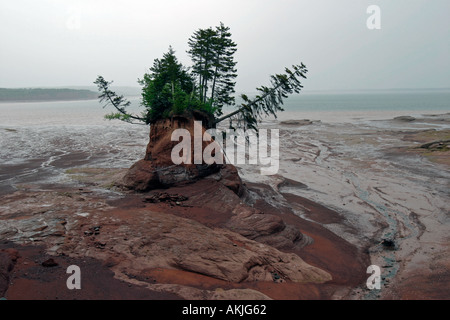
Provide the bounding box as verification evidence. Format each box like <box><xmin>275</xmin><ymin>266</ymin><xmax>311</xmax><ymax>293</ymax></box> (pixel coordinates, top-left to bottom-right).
<box><xmin>0</xmin><ymin>112</ymin><xmax>449</xmax><ymax>299</ymax></box>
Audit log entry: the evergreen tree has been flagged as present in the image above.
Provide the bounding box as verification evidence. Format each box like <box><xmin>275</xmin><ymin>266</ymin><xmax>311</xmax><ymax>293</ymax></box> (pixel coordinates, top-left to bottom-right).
<box><xmin>210</xmin><ymin>23</ymin><xmax>238</xmax><ymax>116</ymax></box>
<box><xmin>215</xmin><ymin>64</ymin><xmax>308</xmax><ymax>132</ymax></box>
<box><xmin>139</xmin><ymin>46</ymin><xmax>197</xmax><ymax>123</ymax></box>
<box><xmin>94</xmin><ymin>76</ymin><xmax>146</xmax><ymax>125</ymax></box>
<box><xmin>187</xmin><ymin>22</ymin><xmax>237</xmax><ymax>117</ymax></box>
<box><xmin>187</xmin><ymin>27</ymin><xmax>216</xmax><ymax>103</ymax></box>
<box><xmin>95</xmin><ymin>47</ymin><xmax>213</xmax><ymax>125</ymax></box>
<box><xmin>95</xmin><ymin>24</ymin><xmax>307</xmax><ymax>131</ymax></box>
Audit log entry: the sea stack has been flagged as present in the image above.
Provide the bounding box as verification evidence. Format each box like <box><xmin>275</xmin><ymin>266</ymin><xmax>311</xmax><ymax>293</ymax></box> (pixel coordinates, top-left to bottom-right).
<box><xmin>122</xmin><ymin>110</ymin><xmax>242</xmax><ymax>193</ymax></box>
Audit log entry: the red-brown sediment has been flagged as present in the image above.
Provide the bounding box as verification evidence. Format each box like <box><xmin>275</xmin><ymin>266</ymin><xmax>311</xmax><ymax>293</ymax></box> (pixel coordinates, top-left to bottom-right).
<box><xmin>2</xmin><ymin>117</ymin><xmax>448</xmax><ymax>300</ymax></box>
<box><xmin>0</xmin><ymin>174</ymin><xmax>371</xmax><ymax>300</ymax></box>
<box><xmin>0</xmin><ymin>243</ymin><xmax>181</xmax><ymax>300</ymax></box>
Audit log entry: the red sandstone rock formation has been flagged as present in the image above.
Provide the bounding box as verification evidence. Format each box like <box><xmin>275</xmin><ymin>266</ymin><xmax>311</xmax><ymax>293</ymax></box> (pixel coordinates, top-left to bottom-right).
<box><xmin>0</xmin><ymin>249</ymin><xmax>18</xmax><ymax>297</ymax></box>
<box><xmin>122</xmin><ymin>111</ymin><xmax>239</xmax><ymax>193</ymax></box>
<box><xmin>0</xmin><ymin>112</ymin><xmax>371</xmax><ymax>300</ymax></box>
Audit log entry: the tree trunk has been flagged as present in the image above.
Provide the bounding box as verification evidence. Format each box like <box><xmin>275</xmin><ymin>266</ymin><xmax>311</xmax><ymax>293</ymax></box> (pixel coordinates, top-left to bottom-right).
<box><xmin>210</xmin><ymin>62</ymin><xmax>219</xmax><ymax>103</ymax></box>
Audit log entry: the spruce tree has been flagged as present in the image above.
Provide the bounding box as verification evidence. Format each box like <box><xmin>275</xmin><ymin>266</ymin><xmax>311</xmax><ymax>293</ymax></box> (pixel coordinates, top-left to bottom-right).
<box><xmin>187</xmin><ymin>22</ymin><xmax>237</xmax><ymax>117</ymax></box>
<box><xmin>215</xmin><ymin>64</ymin><xmax>308</xmax><ymax>132</ymax></box>
<box><xmin>95</xmin><ymin>23</ymin><xmax>307</xmax><ymax>131</ymax></box>
<box><xmin>139</xmin><ymin>46</ymin><xmax>196</xmax><ymax>123</ymax></box>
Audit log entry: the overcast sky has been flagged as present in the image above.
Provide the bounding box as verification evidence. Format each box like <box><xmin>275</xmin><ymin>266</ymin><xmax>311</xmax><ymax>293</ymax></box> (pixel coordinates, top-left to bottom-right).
<box><xmin>1</xmin><ymin>0</ymin><xmax>449</xmax><ymax>92</ymax></box>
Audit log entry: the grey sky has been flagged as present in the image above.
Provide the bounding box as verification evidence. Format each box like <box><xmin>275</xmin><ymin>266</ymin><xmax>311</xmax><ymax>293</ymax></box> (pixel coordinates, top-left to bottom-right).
<box><xmin>1</xmin><ymin>0</ymin><xmax>449</xmax><ymax>92</ymax></box>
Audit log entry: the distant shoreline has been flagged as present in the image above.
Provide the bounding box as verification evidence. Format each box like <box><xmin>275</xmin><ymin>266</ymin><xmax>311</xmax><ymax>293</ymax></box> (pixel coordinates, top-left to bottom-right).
<box><xmin>0</xmin><ymin>88</ymin><xmax>98</xmax><ymax>103</ymax></box>
<box><xmin>0</xmin><ymin>97</ymin><xmax>98</xmax><ymax>104</ymax></box>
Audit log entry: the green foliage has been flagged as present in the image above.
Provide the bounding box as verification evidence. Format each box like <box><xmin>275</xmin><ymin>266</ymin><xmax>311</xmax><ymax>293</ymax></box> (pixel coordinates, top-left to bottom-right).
<box><xmin>138</xmin><ymin>46</ymin><xmax>214</xmax><ymax>123</ymax></box>
<box><xmin>187</xmin><ymin>22</ymin><xmax>237</xmax><ymax>117</ymax></box>
<box><xmin>104</xmin><ymin>112</ymin><xmax>133</xmax><ymax>122</ymax></box>
<box><xmin>94</xmin><ymin>76</ymin><xmax>145</xmax><ymax>124</ymax></box>
<box><xmin>95</xmin><ymin>23</ymin><xmax>307</xmax><ymax>131</ymax></box>
<box><xmin>216</xmin><ymin>64</ymin><xmax>308</xmax><ymax>131</ymax></box>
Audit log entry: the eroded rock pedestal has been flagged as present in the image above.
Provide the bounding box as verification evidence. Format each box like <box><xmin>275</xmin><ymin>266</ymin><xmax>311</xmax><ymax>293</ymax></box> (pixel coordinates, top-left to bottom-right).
<box><xmin>0</xmin><ymin>113</ymin><xmax>371</xmax><ymax>300</ymax></box>
<box><xmin>122</xmin><ymin>111</ymin><xmax>229</xmax><ymax>192</ymax></box>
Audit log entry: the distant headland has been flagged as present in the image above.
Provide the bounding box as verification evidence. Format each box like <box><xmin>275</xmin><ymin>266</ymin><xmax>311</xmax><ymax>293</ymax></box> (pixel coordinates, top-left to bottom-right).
<box><xmin>0</xmin><ymin>88</ymin><xmax>98</xmax><ymax>102</ymax></box>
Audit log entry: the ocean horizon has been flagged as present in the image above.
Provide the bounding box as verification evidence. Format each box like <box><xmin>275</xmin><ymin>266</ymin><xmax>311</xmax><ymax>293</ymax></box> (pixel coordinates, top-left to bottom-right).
<box><xmin>1</xmin><ymin>88</ymin><xmax>449</xmax><ymax>127</ymax></box>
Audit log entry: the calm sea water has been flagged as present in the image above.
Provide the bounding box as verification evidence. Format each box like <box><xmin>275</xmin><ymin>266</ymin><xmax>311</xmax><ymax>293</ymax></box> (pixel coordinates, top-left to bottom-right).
<box><xmin>0</xmin><ymin>89</ymin><xmax>448</xmax><ymax>195</ymax></box>
<box><xmin>284</xmin><ymin>89</ymin><xmax>450</xmax><ymax>111</ymax></box>
<box><xmin>230</xmin><ymin>89</ymin><xmax>450</xmax><ymax>122</ymax></box>
<box><xmin>1</xmin><ymin>89</ymin><xmax>449</xmax><ymax>126</ymax></box>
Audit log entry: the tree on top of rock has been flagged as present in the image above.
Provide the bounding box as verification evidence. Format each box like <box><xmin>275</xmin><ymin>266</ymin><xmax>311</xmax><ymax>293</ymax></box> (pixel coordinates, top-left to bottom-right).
<box><xmin>139</xmin><ymin>46</ymin><xmax>201</xmax><ymax>123</ymax></box>
<box><xmin>187</xmin><ymin>22</ymin><xmax>237</xmax><ymax>118</ymax></box>
<box><xmin>94</xmin><ymin>23</ymin><xmax>307</xmax><ymax>131</ymax></box>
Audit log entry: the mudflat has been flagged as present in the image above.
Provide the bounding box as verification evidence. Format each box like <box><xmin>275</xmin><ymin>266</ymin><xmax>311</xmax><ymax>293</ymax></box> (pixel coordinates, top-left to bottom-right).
<box><xmin>1</xmin><ymin>113</ymin><xmax>449</xmax><ymax>300</ymax></box>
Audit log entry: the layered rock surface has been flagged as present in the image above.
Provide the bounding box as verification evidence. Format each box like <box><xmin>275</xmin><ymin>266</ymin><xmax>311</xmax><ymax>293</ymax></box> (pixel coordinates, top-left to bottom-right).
<box><xmin>0</xmin><ymin>115</ymin><xmax>370</xmax><ymax>300</ymax></box>
<box><xmin>0</xmin><ymin>174</ymin><xmax>336</xmax><ymax>299</ymax></box>
<box><xmin>122</xmin><ymin>112</ymin><xmax>224</xmax><ymax>191</ymax></box>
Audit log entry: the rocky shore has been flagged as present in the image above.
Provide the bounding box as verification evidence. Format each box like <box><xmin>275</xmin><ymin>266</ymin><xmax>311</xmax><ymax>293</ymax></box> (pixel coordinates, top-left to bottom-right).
<box><xmin>0</xmin><ymin>165</ymin><xmax>371</xmax><ymax>300</ymax></box>
<box><xmin>1</xmin><ymin>113</ymin><xmax>449</xmax><ymax>300</ymax></box>
<box><xmin>0</xmin><ymin>113</ymin><xmax>370</xmax><ymax>300</ymax></box>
